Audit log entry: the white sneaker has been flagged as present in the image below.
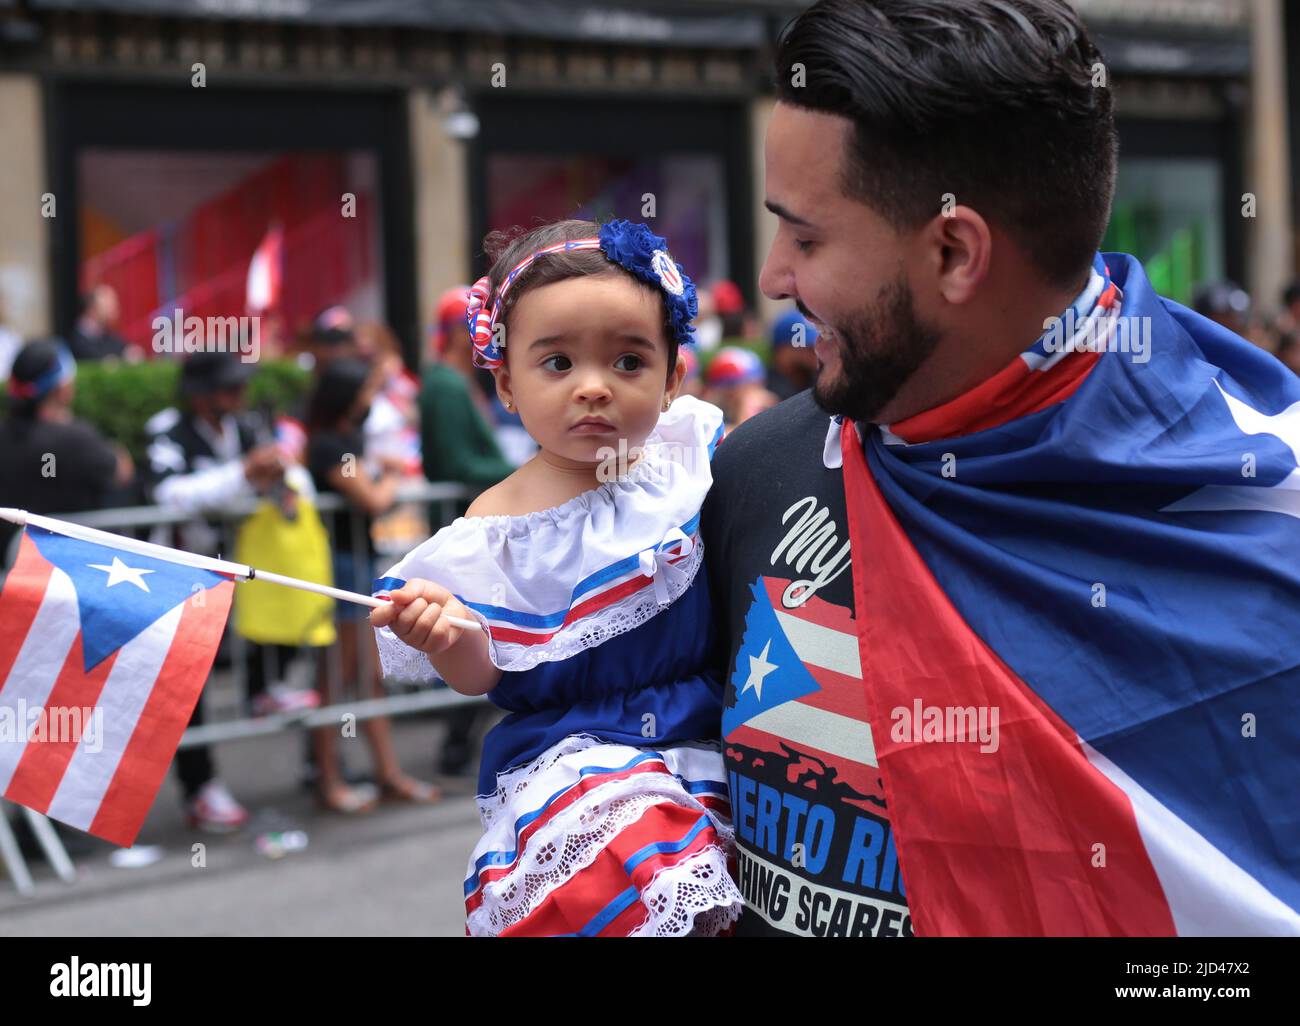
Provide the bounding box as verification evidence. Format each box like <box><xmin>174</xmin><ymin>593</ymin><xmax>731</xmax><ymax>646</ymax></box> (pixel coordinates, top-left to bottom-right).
<box><xmin>185</xmin><ymin>779</ymin><xmax>250</xmax><ymax>834</ymax></box>
<box><xmin>252</xmin><ymin>684</ymin><xmax>321</xmax><ymax>717</ymax></box>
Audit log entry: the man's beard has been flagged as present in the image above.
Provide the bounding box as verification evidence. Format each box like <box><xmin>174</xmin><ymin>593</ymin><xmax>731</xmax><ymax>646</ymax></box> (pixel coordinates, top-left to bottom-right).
<box><xmin>807</xmin><ymin>276</ymin><xmax>942</xmax><ymax>424</ymax></box>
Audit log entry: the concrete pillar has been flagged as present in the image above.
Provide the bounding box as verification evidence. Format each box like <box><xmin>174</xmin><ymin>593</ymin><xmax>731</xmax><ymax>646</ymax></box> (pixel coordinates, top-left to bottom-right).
<box><xmin>408</xmin><ymin>87</ymin><xmax>471</xmax><ymax>369</ymax></box>
<box><xmin>0</xmin><ymin>74</ymin><xmax>51</xmax><ymax>342</ymax></box>
<box><xmin>1246</xmin><ymin>0</ymin><xmax>1294</xmax><ymax>309</ymax></box>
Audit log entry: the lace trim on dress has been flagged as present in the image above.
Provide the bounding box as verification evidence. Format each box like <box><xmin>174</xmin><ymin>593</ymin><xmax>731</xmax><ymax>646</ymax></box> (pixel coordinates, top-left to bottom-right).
<box><xmin>628</xmin><ymin>845</ymin><xmax>744</xmax><ymax>937</ymax></box>
<box><xmin>478</xmin><ymin>733</ymin><xmax>720</xmax><ymax>810</ymax></box>
<box><xmin>465</xmin><ymin>779</ymin><xmax>737</xmax><ymax>937</ymax></box>
<box><xmin>373</xmin><ymin>625</ymin><xmax>439</xmax><ymax>685</ymax></box>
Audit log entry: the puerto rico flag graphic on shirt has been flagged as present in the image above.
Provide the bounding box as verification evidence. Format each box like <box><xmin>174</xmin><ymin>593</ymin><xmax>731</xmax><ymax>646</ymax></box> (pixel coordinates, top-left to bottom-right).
<box><xmin>723</xmin><ymin>576</ymin><xmax>912</xmax><ymax>937</ymax></box>
<box><xmin>0</xmin><ymin>526</ymin><xmax>232</xmax><ymax>846</ymax></box>
<box><xmin>835</xmin><ymin>253</ymin><xmax>1300</xmax><ymax>936</ymax></box>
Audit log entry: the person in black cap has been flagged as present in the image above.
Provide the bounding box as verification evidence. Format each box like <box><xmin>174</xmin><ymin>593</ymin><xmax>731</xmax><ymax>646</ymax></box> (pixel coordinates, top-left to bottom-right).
<box><xmin>305</xmin><ymin>305</ymin><xmax>360</xmax><ymax>375</ymax></box>
<box><xmin>144</xmin><ymin>351</ymin><xmax>278</xmax><ymax>517</ymax></box>
<box><xmin>144</xmin><ymin>349</ymin><xmax>295</xmax><ymax>833</ymax></box>
<box><xmin>0</xmin><ymin>339</ymin><xmax>134</xmax><ymax>560</ymax></box>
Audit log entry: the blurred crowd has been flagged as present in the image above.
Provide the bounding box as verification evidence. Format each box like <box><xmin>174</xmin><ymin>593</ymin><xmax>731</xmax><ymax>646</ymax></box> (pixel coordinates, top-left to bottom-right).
<box><xmin>1193</xmin><ymin>279</ymin><xmax>1300</xmax><ymax>377</ymax></box>
<box><xmin>3</xmin><ymin>268</ymin><xmax>1295</xmax><ymax>842</ymax></box>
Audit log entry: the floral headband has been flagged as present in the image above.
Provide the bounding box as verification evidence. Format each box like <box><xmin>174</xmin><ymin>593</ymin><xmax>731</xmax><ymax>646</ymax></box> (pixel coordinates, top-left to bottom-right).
<box><xmin>466</xmin><ymin>219</ymin><xmax>699</xmax><ymax>369</ymax></box>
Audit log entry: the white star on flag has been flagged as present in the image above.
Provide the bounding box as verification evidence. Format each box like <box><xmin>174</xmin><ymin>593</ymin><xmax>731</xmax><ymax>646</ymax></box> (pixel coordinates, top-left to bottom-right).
<box><xmin>88</xmin><ymin>556</ymin><xmax>155</xmax><ymax>592</ymax></box>
<box><xmin>741</xmin><ymin>638</ymin><xmax>778</xmax><ymax>701</ymax></box>
<box><xmin>1163</xmin><ymin>382</ymin><xmax>1300</xmax><ymax>521</ymax></box>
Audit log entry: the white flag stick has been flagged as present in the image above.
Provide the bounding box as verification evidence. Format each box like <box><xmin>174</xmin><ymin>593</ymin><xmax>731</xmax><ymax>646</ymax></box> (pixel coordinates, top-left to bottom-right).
<box><xmin>0</xmin><ymin>507</ymin><xmax>481</xmax><ymax>631</ymax></box>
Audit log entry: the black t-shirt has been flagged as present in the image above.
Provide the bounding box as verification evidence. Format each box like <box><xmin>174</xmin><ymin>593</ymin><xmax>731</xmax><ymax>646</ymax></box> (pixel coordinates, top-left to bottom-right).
<box><xmin>701</xmin><ymin>389</ymin><xmax>914</xmax><ymax>937</ymax></box>
<box><xmin>67</xmin><ymin>329</ymin><xmax>128</xmax><ymax>362</ymax></box>
<box><xmin>307</xmin><ymin>428</ymin><xmax>375</xmax><ymax>557</ymax></box>
<box><xmin>0</xmin><ymin>416</ymin><xmax>118</xmax><ymax>560</ymax></box>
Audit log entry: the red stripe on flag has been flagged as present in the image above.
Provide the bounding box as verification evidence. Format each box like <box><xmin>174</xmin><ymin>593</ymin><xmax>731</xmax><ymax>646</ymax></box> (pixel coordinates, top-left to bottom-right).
<box><xmin>0</xmin><ymin>533</ymin><xmax>55</xmax><ymax>695</ymax></box>
<box><xmin>89</xmin><ymin>582</ymin><xmax>234</xmax><ymax>847</ymax></box>
<box><xmin>726</xmin><ymin>723</ymin><xmax>888</xmax><ymax>810</ymax></box>
<box><xmin>4</xmin><ymin>633</ymin><xmax>118</xmax><ymax>814</ymax></box>
<box><xmin>840</xmin><ymin>421</ymin><xmax>1174</xmax><ymax>936</ymax></box>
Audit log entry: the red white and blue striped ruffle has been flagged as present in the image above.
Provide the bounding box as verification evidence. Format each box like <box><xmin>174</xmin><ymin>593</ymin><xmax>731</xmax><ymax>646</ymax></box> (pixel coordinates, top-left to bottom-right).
<box><xmin>464</xmin><ymin>735</ymin><xmax>742</xmax><ymax>937</ymax></box>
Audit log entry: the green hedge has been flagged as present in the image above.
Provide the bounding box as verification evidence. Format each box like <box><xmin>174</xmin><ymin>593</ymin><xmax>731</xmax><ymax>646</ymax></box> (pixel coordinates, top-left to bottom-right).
<box><xmin>0</xmin><ymin>358</ymin><xmax>313</xmax><ymax>463</ymax></box>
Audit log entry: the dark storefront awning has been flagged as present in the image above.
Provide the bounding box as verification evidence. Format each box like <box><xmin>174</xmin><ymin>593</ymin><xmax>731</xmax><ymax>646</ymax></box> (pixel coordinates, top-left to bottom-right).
<box><xmin>27</xmin><ymin>0</ymin><xmax>770</xmax><ymax>48</ymax></box>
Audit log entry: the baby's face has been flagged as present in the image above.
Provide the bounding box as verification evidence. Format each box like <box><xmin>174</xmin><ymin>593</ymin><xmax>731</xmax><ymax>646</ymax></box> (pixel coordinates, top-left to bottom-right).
<box><xmin>496</xmin><ymin>274</ymin><xmax>683</xmax><ymax>467</ymax></box>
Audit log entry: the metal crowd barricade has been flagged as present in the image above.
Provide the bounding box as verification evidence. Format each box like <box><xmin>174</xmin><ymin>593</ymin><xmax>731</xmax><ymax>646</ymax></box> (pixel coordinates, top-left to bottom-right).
<box><xmin>36</xmin><ymin>479</ymin><xmax>487</xmax><ymax>750</ymax></box>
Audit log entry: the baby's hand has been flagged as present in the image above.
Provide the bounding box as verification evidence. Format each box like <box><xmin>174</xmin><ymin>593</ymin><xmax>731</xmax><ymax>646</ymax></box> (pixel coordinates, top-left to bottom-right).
<box><xmin>369</xmin><ymin>578</ymin><xmax>470</xmax><ymax>656</ymax></box>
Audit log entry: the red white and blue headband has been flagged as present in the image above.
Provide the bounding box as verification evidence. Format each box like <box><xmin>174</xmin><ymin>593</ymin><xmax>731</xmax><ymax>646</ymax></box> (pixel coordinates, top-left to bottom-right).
<box><xmin>466</xmin><ymin>219</ymin><xmax>699</xmax><ymax>370</ymax></box>
<box><xmin>7</xmin><ymin>343</ymin><xmax>76</xmax><ymax>401</ymax></box>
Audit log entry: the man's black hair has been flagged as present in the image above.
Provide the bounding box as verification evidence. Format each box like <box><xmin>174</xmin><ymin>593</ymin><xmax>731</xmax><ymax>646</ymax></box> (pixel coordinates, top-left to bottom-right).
<box><xmin>774</xmin><ymin>0</ymin><xmax>1118</xmax><ymax>290</ymax></box>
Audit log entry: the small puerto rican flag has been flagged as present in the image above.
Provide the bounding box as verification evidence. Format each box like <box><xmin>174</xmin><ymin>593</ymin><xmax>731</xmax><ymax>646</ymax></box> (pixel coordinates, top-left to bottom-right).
<box><xmin>246</xmin><ymin>223</ymin><xmax>284</xmax><ymax>315</ymax></box>
<box><xmin>0</xmin><ymin>525</ymin><xmax>233</xmax><ymax>846</ymax></box>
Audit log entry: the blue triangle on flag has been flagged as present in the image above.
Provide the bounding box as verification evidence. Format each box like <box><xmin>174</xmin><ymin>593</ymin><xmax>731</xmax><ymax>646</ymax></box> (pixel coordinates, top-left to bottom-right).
<box><xmin>28</xmin><ymin>526</ymin><xmax>230</xmax><ymax>672</ymax></box>
<box><xmin>722</xmin><ymin>576</ymin><xmax>822</xmax><ymax>737</ymax></box>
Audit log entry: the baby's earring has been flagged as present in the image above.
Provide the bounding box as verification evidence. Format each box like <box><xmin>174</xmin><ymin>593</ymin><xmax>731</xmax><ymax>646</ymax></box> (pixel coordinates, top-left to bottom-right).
<box><xmin>662</xmin><ymin>397</ymin><xmax>671</xmax><ymax>411</ymax></box>
<box><xmin>504</xmin><ymin>399</ymin><xmax>513</xmax><ymax>411</ymax></box>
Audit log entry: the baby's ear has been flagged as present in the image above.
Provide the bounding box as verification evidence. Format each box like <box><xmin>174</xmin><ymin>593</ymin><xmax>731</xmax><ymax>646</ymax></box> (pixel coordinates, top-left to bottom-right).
<box><xmin>493</xmin><ymin>366</ymin><xmax>514</xmax><ymax>408</ymax></box>
<box><xmin>667</xmin><ymin>350</ymin><xmax>688</xmax><ymax>399</ymax></box>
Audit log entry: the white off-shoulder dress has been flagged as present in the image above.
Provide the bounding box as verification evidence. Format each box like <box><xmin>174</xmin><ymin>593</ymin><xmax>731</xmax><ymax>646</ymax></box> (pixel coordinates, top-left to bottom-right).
<box><xmin>373</xmin><ymin>396</ymin><xmax>744</xmax><ymax>936</ymax></box>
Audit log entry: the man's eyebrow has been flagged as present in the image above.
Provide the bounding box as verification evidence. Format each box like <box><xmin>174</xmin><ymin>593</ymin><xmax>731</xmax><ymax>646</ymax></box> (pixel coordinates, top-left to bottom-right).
<box><xmin>764</xmin><ymin>199</ymin><xmax>817</xmax><ymax>230</ymax></box>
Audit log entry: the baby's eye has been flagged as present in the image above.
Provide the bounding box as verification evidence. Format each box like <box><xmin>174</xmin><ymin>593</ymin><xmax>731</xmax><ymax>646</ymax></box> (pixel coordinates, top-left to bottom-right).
<box><xmin>614</xmin><ymin>354</ymin><xmax>643</xmax><ymax>372</ymax></box>
<box><xmin>541</xmin><ymin>354</ymin><xmax>572</xmax><ymax>372</ymax></box>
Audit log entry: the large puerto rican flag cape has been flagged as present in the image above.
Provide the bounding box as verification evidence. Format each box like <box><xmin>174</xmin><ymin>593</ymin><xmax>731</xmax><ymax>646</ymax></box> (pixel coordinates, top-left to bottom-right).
<box><xmin>839</xmin><ymin>253</ymin><xmax>1300</xmax><ymax>936</ymax></box>
<box><xmin>0</xmin><ymin>525</ymin><xmax>233</xmax><ymax>846</ymax></box>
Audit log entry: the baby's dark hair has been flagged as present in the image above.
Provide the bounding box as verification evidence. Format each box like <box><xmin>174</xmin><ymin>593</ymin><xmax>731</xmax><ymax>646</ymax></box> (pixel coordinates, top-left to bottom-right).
<box><xmin>482</xmin><ymin>219</ymin><xmax>680</xmax><ymax>383</ymax></box>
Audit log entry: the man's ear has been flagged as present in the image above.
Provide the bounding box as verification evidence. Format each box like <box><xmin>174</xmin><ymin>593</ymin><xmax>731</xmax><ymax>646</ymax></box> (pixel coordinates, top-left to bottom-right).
<box><xmin>924</xmin><ymin>205</ymin><xmax>992</xmax><ymax>306</ymax></box>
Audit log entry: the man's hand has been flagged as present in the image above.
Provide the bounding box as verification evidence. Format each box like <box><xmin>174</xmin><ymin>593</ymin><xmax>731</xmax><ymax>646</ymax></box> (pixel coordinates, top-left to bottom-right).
<box><xmin>369</xmin><ymin>578</ymin><xmax>469</xmax><ymax>657</ymax></box>
<box><xmin>243</xmin><ymin>444</ymin><xmax>286</xmax><ymax>490</ymax></box>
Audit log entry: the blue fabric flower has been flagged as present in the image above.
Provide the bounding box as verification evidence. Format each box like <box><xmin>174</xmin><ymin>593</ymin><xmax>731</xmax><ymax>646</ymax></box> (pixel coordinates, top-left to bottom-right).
<box><xmin>598</xmin><ymin>220</ymin><xmax>698</xmax><ymax>349</ymax></box>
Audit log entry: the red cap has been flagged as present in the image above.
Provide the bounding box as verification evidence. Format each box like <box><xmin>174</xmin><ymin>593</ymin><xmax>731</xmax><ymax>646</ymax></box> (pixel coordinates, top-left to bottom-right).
<box><xmin>432</xmin><ymin>285</ymin><xmax>471</xmax><ymax>357</ymax></box>
<box><xmin>711</xmin><ymin>280</ymin><xmax>745</xmax><ymax>316</ymax></box>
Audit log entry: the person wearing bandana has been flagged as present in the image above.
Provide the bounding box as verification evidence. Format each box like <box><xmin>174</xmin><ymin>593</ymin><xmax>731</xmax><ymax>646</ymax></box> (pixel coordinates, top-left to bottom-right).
<box><xmin>0</xmin><ymin>341</ymin><xmax>133</xmax><ymax>561</ymax></box>
<box><xmin>702</xmin><ymin>0</ymin><xmax>1300</xmax><ymax>937</ymax></box>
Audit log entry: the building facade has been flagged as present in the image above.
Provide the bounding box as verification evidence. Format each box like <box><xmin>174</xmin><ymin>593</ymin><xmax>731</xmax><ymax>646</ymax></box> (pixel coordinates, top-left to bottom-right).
<box><xmin>0</xmin><ymin>0</ymin><xmax>1292</xmax><ymax>363</ymax></box>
